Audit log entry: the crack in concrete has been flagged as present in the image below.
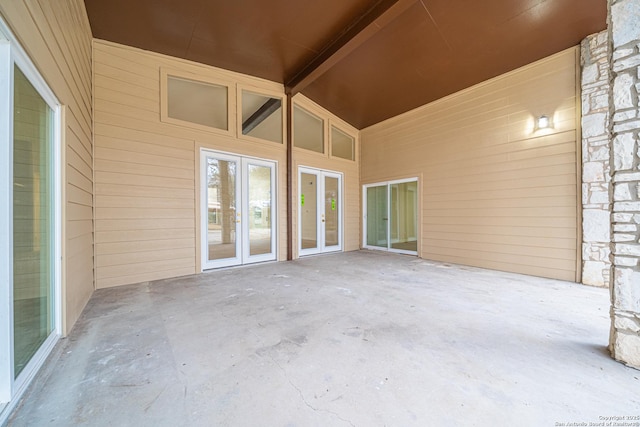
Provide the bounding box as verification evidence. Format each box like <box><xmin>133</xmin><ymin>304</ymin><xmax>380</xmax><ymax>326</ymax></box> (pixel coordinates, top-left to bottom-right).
<box><xmin>267</xmin><ymin>353</ymin><xmax>355</xmax><ymax>427</ymax></box>
<box><xmin>144</xmin><ymin>386</ymin><xmax>166</xmax><ymax>412</ymax></box>
<box><xmin>288</xmin><ymin>377</ymin><xmax>356</xmax><ymax>427</ymax></box>
<box><xmin>248</xmin><ymin>320</ymin><xmax>354</xmax><ymax>426</ymax></box>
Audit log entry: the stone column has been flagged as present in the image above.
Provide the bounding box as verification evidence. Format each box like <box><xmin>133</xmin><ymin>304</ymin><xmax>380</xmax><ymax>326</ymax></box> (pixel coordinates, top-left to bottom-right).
<box><xmin>581</xmin><ymin>31</ymin><xmax>612</xmax><ymax>288</ymax></box>
<box><xmin>608</xmin><ymin>0</ymin><xmax>640</xmax><ymax>369</ymax></box>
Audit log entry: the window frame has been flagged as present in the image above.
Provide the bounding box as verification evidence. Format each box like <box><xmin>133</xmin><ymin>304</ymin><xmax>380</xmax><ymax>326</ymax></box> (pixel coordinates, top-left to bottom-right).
<box><xmin>362</xmin><ymin>177</ymin><xmax>420</xmax><ymax>256</ymax></box>
<box><xmin>160</xmin><ymin>68</ymin><xmax>235</xmax><ymax>137</ymax></box>
<box><xmin>292</xmin><ymin>102</ymin><xmax>328</xmax><ymax>156</ymax></box>
<box><xmin>329</xmin><ymin>122</ymin><xmax>357</xmax><ymax>162</ymax></box>
<box><xmin>236</xmin><ymin>84</ymin><xmax>286</xmax><ymax>146</ymax></box>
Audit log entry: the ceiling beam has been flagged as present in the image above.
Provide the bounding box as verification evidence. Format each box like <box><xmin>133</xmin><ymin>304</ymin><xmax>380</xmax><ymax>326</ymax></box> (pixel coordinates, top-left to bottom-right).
<box><xmin>242</xmin><ymin>98</ymin><xmax>282</xmax><ymax>134</ymax></box>
<box><xmin>285</xmin><ymin>0</ymin><xmax>417</xmax><ymax>96</ymax></box>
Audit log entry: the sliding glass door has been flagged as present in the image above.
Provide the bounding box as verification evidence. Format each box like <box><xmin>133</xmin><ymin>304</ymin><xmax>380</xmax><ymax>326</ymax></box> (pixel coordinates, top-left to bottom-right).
<box><xmin>12</xmin><ymin>66</ymin><xmax>56</xmax><ymax>379</ymax></box>
<box><xmin>201</xmin><ymin>150</ymin><xmax>276</xmax><ymax>269</ymax></box>
<box><xmin>1</xmin><ymin>25</ymin><xmax>61</xmax><ymax>419</ymax></box>
<box><xmin>364</xmin><ymin>179</ymin><xmax>418</xmax><ymax>254</ymax></box>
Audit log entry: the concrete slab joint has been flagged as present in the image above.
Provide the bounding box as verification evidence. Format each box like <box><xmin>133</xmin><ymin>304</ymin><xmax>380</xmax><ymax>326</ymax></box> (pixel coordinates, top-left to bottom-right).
<box><xmin>608</xmin><ymin>0</ymin><xmax>640</xmax><ymax>370</ymax></box>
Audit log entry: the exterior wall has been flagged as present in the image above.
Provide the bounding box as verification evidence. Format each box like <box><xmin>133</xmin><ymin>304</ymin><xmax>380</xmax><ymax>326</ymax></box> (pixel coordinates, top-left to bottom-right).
<box><xmin>608</xmin><ymin>0</ymin><xmax>640</xmax><ymax>369</ymax></box>
<box><xmin>292</xmin><ymin>95</ymin><xmax>360</xmax><ymax>259</ymax></box>
<box><xmin>0</xmin><ymin>0</ymin><xmax>94</xmax><ymax>334</ymax></box>
<box><xmin>93</xmin><ymin>40</ymin><xmax>286</xmax><ymax>288</ymax></box>
<box><xmin>581</xmin><ymin>31</ymin><xmax>613</xmax><ymax>288</ymax></box>
<box><xmin>360</xmin><ymin>48</ymin><xmax>581</xmax><ymax>282</ymax></box>
<box><xmin>93</xmin><ymin>41</ymin><xmax>361</xmax><ymax>287</ymax></box>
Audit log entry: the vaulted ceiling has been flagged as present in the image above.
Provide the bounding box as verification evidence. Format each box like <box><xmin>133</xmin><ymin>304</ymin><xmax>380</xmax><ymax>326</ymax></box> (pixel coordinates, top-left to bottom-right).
<box><xmin>84</xmin><ymin>0</ymin><xmax>607</xmax><ymax>129</ymax></box>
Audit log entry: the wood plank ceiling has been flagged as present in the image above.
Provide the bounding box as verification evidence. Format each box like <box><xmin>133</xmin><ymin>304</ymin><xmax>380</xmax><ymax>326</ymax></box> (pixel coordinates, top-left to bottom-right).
<box><xmin>84</xmin><ymin>0</ymin><xmax>607</xmax><ymax>129</ymax></box>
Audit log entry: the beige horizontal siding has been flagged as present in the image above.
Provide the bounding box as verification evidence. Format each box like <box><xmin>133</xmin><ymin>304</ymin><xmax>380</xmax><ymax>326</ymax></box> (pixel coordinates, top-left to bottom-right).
<box><xmin>93</xmin><ymin>40</ymin><xmax>289</xmax><ymax>288</ymax></box>
<box><xmin>361</xmin><ymin>48</ymin><xmax>580</xmax><ymax>282</ymax></box>
<box><xmin>0</xmin><ymin>0</ymin><xmax>94</xmax><ymax>333</ymax></box>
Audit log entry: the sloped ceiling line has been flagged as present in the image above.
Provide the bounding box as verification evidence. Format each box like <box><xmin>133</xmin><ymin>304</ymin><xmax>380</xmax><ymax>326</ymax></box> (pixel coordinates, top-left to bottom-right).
<box><xmin>83</xmin><ymin>0</ymin><xmax>608</xmax><ymax>129</ymax></box>
<box><xmin>284</xmin><ymin>0</ymin><xmax>416</xmax><ymax>96</ymax></box>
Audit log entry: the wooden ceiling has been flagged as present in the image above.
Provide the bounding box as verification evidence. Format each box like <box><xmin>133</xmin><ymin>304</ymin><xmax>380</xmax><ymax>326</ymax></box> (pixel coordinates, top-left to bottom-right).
<box><xmin>84</xmin><ymin>0</ymin><xmax>607</xmax><ymax>129</ymax></box>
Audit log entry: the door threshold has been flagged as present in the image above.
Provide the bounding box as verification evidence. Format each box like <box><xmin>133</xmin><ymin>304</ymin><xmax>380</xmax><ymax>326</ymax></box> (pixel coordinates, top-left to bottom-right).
<box><xmin>202</xmin><ymin>259</ymin><xmax>279</xmax><ymax>272</ymax></box>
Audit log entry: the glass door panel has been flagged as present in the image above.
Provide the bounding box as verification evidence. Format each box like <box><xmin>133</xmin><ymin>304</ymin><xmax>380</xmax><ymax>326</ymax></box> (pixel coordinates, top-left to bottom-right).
<box><xmin>300</xmin><ymin>172</ymin><xmax>318</xmax><ymax>251</ymax></box>
<box><xmin>390</xmin><ymin>181</ymin><xmax>418</xmax><ymax>252</ymax></box>
<box><xmin>366</xmin><ymin>185</ymin><xmax>388</xmax><ymax>249</ymax></box>
<box><xmin>246</xmin><ymin>162</ymin><xmax>275</xmax><ymax>261</ymax></box>
<box><xmin>12</xmin><ymin>65</ymin><xmax>55</xmax><ymax>379</ymax></box>
<box><xmin>324</xmin><ymin>175</ymin><xmax>340</xmax><ymax>249</ymax></box>
<box><xmin>205</xmin><ymin>156</ymin><xmax>240</xmax><ymax>267</ymax></box>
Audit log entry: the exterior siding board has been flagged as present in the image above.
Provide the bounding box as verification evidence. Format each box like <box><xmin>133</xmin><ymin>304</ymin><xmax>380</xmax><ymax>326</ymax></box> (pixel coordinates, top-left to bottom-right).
<box><xmin>361</xmin><ymin>48</ymin><xmax>580</xmax><ymax>282</ymax></box>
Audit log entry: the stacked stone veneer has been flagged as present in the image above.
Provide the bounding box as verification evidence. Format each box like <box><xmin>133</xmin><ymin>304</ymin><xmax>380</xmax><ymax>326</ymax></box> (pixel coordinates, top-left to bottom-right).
<box><xmin>582</xmin><ymin>31</ymin><xmax>612</xmax><ymax>288</ymax></box>
<box><xmin>609</xmin><ymin>0</ymin><xmax>640</xmax><ymax>369</ymax></box>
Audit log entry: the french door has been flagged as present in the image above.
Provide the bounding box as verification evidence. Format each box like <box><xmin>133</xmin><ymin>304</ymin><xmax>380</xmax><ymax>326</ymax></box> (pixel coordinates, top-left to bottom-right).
<box><xmin>298</xmin><ymin>167</ymin><xmax>342</xmax><ymax>256</ymax></box>
<box><xmin>201</xmin><ymin>150</ymin><xmax>277</xmax><ymax>269</ymax></box>
<box><xmin>363</xmin><ymin>179</ymin><xmax>418</xmax><ymax>255</ymax></box>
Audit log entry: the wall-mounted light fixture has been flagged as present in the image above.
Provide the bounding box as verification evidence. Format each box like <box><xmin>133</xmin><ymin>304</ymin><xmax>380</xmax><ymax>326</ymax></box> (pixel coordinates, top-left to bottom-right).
<box><xmin>536</xmin><ymin>115</ymin><xmax>551</xmax><ymax>130</ymax></box>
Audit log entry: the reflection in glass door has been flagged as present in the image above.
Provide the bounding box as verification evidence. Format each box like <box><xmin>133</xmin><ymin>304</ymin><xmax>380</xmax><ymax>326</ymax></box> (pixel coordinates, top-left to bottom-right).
<box><xmin>300</xmin><ymin>172</ymin><xmax>318</xmax><ymax>250</ymax></box>
<box><xmin>364</xmin><ymin>179</ymin><xmax>418</xmax><ymax>254</ymax></box>
<box><xmin>12</xmin><ymin>66</ymin><xmax>57</xmax><ymax>380</ymax></box>
<box><xmin>201</xmin><ymin>151</ymin><xmax>276</xmax><ymax>269</ymax></box>
<box><xmin>244</xmin><ymin>161</ymin><xmax>276</xmax><ymax>262</ymax></box>
<box><xmin>324</xmin><ymin>176</ymin><xmax>340</xmax><ymax>250</ymax></box>
<box><xmin>299</xmin><ymin>167</ymin><xmax>342</xmax><ymax>256</ymax></box>
<box><xmin>205</xmin><ymin>155</ymin><xmax>240</xmax><ymax>267</ymax></box>
<box><xmin>366</xmin><ymin>185</ymin><xmax>388</xmax><ymax>249</ymax></box>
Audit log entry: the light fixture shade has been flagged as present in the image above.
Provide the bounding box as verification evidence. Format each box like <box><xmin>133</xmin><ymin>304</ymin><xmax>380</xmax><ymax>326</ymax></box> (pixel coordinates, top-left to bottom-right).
<box><xmin>537</xmin><ymin>115</ymin><xmax>550</xmax><ymax>129</ymax></box>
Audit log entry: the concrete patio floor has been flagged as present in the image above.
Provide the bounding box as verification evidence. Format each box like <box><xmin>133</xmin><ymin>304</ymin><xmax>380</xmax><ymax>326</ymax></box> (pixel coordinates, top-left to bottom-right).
<box><xmin>7</xmin><ymin>251</ymin><xmax>640</xmax><ymax>426</ymax></box>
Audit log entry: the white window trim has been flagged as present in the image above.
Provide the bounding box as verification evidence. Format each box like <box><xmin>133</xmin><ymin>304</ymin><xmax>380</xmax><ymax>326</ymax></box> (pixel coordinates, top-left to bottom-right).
<box><xmin>0</xmin><ymin>37</ymin><xmax>13</xmax><ymax>409</ymax></box>
<box><xmin>0</xmin><ymin>16</ymin><xmax>62</xmax><ymax>424</ymax></box>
